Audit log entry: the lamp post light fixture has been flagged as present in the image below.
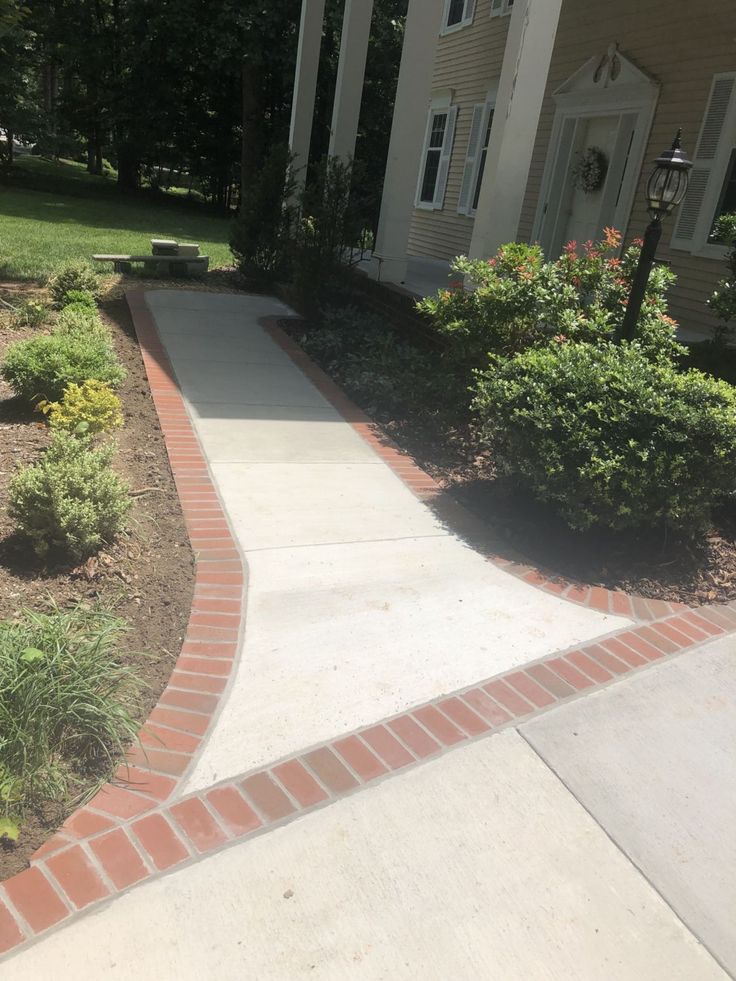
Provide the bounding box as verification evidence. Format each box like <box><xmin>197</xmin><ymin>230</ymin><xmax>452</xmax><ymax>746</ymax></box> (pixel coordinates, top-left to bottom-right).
<box><xmin>617</xmin><ymin>130</ymin><xmax>693</xmax><ymax>343</ymax></box>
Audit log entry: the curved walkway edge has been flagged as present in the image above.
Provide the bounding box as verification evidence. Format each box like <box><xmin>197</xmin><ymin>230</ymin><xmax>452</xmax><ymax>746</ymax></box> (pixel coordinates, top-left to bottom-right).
<box><xmin>1</xmin><ymin>288</ymin><xmax>735</xmax><ymax>961</ymax></box>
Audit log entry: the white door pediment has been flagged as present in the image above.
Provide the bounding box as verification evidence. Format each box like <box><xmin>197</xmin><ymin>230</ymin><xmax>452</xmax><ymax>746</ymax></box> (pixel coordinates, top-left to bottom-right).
<box><xmin>554</xmin><ymin>44</ymin><xmax>659</xmax><ymax>112</ymax></box>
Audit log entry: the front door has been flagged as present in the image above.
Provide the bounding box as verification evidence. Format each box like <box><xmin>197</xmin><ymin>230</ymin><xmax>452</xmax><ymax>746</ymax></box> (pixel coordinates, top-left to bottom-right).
<box><xmin>540</xmin><ymin>112</ymin><xmax>638</xmax><ymax>257</ymax></box>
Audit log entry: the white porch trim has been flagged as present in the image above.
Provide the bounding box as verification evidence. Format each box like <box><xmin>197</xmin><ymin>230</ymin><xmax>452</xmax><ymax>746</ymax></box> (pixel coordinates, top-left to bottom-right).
<box><xmin>468</xmin><ymin>0</ymin><xmax>563</xmax><ymax>260</ymax></box>
<box><xmin>329</xmin><ymin>0</ymin><xmax>375</xmax><ymax>162</ymax></box>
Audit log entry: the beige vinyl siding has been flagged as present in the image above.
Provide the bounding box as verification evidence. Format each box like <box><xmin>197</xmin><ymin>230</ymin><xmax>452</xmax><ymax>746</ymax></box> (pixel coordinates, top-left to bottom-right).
<box><xmin>517</xmin><ymin>0</ymin><xmax>736</xmax><ymax>333</ymax></box>
<box><xmin>407</xmin><ymin>0</ymin><xmax>510</xmax><ymax>261</ymax></box>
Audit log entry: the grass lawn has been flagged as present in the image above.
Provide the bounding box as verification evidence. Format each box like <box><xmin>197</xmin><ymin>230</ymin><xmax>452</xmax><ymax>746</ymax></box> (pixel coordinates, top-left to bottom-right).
<box><xmin>0</xmin><ymin>183</ymin><xmax>232</xmax><ymax>280</ymax></box>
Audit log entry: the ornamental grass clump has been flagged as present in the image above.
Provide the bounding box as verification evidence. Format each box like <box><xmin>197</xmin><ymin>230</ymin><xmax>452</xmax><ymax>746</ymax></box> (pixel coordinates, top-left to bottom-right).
<box><xmin>9</xmin><ymin>431</ymin><xmax>132</xmax><ymax>558</ymax></box>
<box><xmin>472</xmin><ymin>340</ymin><xmax>736</xmax><ymax>535</ymax></box>
<box><xmin>0</xmin><ymin>604</ymin><xmax>141</xmax><ymax>838</ymax></box>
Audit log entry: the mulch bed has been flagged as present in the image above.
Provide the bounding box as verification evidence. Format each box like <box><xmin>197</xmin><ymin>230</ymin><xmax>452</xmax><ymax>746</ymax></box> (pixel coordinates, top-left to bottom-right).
<box><xmin>0</xmin><ymin>290</ymin><xmax>195</xmax><ymax>879</ymax></box>
<box><xmin>281</xmin><ymin>316</ymin><xmax>736</xmax><ymax>609</ymax></box>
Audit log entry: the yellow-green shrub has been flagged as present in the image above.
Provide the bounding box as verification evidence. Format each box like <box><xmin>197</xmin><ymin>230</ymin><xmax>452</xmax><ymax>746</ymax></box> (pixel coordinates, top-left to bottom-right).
<box><xmin>39</xmin><ymin>380</ymin><xmax>124</xmax><ymax>436</ymax></box>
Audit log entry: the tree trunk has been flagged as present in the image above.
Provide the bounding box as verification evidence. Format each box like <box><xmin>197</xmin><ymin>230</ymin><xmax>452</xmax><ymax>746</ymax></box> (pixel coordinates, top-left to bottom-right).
<box><xmin>117</xmin><ymin>143</ymin><xmax>140</xmax><ymax>189</ymax></box>
<box><xmin>241</xmin><ymin>59</ymin><xmax>264</xmax><ymax>202</ymax></box>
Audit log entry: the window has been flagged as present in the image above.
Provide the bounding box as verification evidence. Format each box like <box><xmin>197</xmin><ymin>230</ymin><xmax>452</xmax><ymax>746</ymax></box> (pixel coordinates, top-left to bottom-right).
<box><xmin>472</xmin><ymin>109</ymin><xmax>495</xmax><ymax>211</ymax></box>
<box><xmin>671</xmin><ymin>73</ymin><xmax>736</xmax><ymax>254</ymax></box>
<box><xmin>442</xmin><ymin>0</ymin><xmax>475</xmax><ymax>33</ymax></box>
<box><xmin>420</xmin><ymin>112</ymin><xmax>448</xmax><ymax>203</ymax></box>
<box><xmin>416</xmin><ymin>100</ymin><xmax>458</xmax><ymax>210</ymax></box>
<box><xmin>490</xmin><ymin>0</ymin><xmax>514</xmax><ymax>17</ymax></box>
<box><xmin>458</xmin><ymin>98</ymin><xmax>496</xmax><ymax>215</ymax></box>
<box><xmin>711</xmin><ymin>147</ymin><xmax>736</xmax><ymax>234</ymax></box>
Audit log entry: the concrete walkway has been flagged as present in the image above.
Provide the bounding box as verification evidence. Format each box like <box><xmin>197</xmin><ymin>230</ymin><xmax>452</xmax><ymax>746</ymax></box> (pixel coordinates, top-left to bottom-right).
<box><xmin>3</xmin><ymin>290</ymin><xmax>731</xmax><ymax>978</ymax></box>
<box><xmin>142</xmin><ymin>289</ymin><xmax>631</xmax><ymax>791</ymax></box>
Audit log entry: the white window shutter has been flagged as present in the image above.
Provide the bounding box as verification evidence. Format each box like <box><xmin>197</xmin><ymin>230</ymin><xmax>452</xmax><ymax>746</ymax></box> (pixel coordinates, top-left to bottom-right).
<box><xmin>490</xmin><ymin>0</ymin><xmax>504</xmax><ymax>17</ymax></box>
<box><xmin>415</xmin><ymin>109</ymin><xmax>435</xmax><ymax>208</ymax></box>
<box><xmin>434</xmin><ymin>105</ymin><xmax>457</xmax><ymax>209</ymax></box>
<box><xmin>672</xmin><ymin>74</ymin><xmax>736</xmax><ymax>251</ymax></box>
<box><xmin>463</xmin><ymin>0</ymin><xmax>476</xmax><ymax>22</ymax></box>
<box><xmin>458</xmin><ymin>104</ymin><xmax>484</xmax><ymax>215</ymax></box>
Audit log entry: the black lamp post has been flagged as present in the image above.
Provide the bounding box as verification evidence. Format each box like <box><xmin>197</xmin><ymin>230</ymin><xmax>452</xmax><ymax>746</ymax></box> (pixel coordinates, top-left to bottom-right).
<box><xmin>617</xmin><ymin>130</ymin><xmax>693</xmax><ymax>342</ymax></box>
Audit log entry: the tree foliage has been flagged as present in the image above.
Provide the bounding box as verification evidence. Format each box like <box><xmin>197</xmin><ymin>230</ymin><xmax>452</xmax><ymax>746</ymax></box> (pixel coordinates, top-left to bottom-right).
<box><xmin>0</xmin><ymin>0</ymin><xmax>406</xmax><ymax>225</ymax></box>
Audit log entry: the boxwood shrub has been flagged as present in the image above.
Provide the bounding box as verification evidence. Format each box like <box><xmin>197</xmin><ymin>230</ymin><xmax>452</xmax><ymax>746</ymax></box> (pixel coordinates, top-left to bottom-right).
<box><xmin>9</xmin><ymin>432</ymin><xmax>132</xmax><ymax>558</ymax></box>
<box><xmin>473</xmin><ymin>340</ymin><xmax>736</xmax><ymax>533</ymax></box>
<box><xmin>47</xmin><ymin>260</ymin><xmax>100</xmax><ymax>307</ymax></box>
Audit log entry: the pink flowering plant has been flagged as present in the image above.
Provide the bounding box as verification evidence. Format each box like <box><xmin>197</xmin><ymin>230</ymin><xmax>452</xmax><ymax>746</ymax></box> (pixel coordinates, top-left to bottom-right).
<box><xmin>418</xmin><ymin>228</ymin><xmax>680</xmax><ymax>365</ymax></box>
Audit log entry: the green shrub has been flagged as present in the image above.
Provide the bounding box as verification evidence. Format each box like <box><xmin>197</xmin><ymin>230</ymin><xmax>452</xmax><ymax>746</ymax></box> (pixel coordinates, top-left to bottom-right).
<box><xmin>293</xmin><ymin>155</ymin><xmax>364</xmax><ymax>310</ymax></box>
<box><xmin>48</xmin><ymin>260</ymin><xmax>100</xmax><ymax>306</ymax></box>
<box><xmin>1</xmin><ymin>321</ymin><xmax>124</xmax><ymax>404</ymax></box>
<box><xmin>61</xmin><ymin>289</ymin><xmax>97</xmax><ymax>310</ymax></box>
<box><xmin>13</xmin><ymin>299</ymin><xmax>47</xmax><ymax>329</ymax></box>
<box><xmin>472</xmin><ymin>340</ymin><xmax>736</xmax><ymax>534</ymax></box>
<box><xmin>419</xmin><ymin>230</ymin><xmax>681</xmax><ymax>365</ymax></box>
<box><xmin>0</xmin><ymin>603</ymin><xmax>141</xmax><ymax>833</ymax></box>
<box><xmin>230</xmin><ymin>144</ymin><xmax>297</xmax><ymax>284</ymax></box>
<box><xmin>55</xmin><ymin>304</ymin><xmax>111</xmax><ymax>343</ymax></box>
<box><xmin>9</xmin><ymin>431</ymin><xmax>132</xmax><ymax>558</ymax></box>
<box><xmin>38</xmin><ymin>379</ymin><xmax>124</xmax><ymax>435</ymax></box>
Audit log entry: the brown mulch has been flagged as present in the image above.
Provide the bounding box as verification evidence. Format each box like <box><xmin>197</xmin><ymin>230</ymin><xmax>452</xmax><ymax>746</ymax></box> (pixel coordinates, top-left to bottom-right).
<box><xmin>0</xmin><ymin>290</ymin><xmax>195</xmax><ymax>879</ymax></box>
<box><xmin>281</xmin><ymin>317</ymin><xmax>736</xmax><ymax>609</ymax></box>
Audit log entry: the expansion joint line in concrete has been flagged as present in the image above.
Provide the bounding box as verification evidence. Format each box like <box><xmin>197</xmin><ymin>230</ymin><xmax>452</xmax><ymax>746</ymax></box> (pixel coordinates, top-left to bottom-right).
<box><xmin>1</xmin><ymin>289</ymin><xmax>734</xmax><ymax>961</ymax></box>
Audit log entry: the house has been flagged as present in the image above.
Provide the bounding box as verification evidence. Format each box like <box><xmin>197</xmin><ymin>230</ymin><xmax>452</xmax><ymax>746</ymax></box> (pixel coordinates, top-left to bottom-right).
<box><xmin>289</xmin><ymin>0</ymin><xmax>736</xmax><ymax>337</ymax></box>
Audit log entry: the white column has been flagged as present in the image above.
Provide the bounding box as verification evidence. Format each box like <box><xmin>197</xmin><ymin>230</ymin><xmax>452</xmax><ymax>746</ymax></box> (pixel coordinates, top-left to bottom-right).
<box><xmin>329</xmin><ymin>0</ymin><xmax>375</xmax><ymax>161</ymax></box>
<box><xmin>371</xmin><ymin>0</ymin><xmax>445</xmax><ymax>284</ymax></box>
<box><xmin>468</xmin><ymin>0</ymin><xmax>563</xmax><ymax>259</ymax></box>
<box><xmin>289</xmin><ymin>0</ymin><xmax>327</xmax><ymax>181</ymax></box>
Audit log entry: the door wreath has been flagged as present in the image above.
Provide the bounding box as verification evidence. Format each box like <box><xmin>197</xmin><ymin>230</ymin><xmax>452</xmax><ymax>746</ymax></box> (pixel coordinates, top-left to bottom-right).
<box><xmin>571</xmin><ymin>146</ymin><xmax>608</xmax><ymax>194</ymax></box>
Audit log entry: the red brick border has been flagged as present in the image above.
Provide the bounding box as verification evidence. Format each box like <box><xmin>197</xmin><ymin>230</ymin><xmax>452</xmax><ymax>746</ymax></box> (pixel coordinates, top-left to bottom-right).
<box><xmin>0</xmin><ymin>289</ymin><xmax>248</xmax><ymax>952</ymax></box>
<box><xmin>1</xmin><ymin>291</ymin><xmax>733</xmax><ymax>960</ymax></box>
<box><xmin>2</xmin><ymin>598</ymin><xmax>733</xmax><ymax>957</ymax></box>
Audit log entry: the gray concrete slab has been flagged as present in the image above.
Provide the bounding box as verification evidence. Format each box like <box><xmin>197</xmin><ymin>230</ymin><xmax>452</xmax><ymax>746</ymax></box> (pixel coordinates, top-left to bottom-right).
<box><xmin>156</xmin><ymin>332</ymin><xmax>296</xmax><ymax>365</ymax></box>
<box><xmin>173</xmin><ymin>359</ymin><xmax>332</xmax><ymax>409</ymax></box>
<box><xmin>193</xmin><ymin>407</ymin><xmax>380</xmax><ymax>464</ymax></box>
<box><xmin>210</xmin><ymin>460</ymin><xmax>446</xmax><ymax>549</ymax></box>
<box><xmin>184</xmin><ymin>534</ymin><xmax>629</xmax><ymax>792</ymax></box>
<box><xmin>145</xmin><ymin>289</ymin><xmax>292</xmax><ymax>316</ymax></box>
<box><xmin>3</xmin><ymin>733</ymin><xmax>723</xmax><ymax>980</ymax></box>
<box><xmin>521</xmin><ymin>637</ymin><xmax>736</xmax><ymax>976</ymax></box>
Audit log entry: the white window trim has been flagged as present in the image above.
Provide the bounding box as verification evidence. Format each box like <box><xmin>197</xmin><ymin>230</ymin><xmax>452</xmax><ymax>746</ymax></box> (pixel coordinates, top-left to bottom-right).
<box><xmin>441</xmin><ymin>0</ymin><xmax>475</xmax><ymax>35</ymax></box>
<box><xmin>415</xmin><ymin>93</ymin><xmax>458</xmax><ymax>212</ymax></box>
<box><xmin>458</xmin><ymin>84</ymin><xmax>499</xmax><ymax>217</ymax></box>
<box><xmin>490</xmin><ymin>0</ymin><xmax>514</xmax><ymax>18</ymax></box>
<box><xmin>670</xmin><ymin>72</ymin><xmax>736</xmax><ymax>258</ymax></box>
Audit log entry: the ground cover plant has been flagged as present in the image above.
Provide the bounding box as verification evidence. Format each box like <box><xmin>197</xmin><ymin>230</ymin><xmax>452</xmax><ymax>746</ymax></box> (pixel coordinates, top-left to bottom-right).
<box><xmin>0</xmin><ymin>604</ymin><xmax>142</xmax><ymax>841</ymax></box>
